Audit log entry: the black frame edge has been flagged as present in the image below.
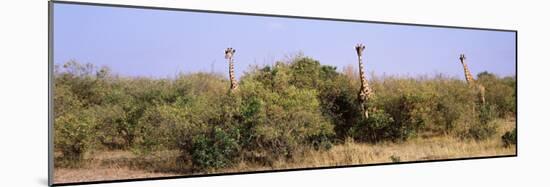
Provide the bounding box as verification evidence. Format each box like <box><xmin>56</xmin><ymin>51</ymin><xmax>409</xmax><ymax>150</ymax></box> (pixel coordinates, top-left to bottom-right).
<box><xmin>48</xmin><ymin>1</ymin><xmax>55</xmax><ymax>186</ymax></box>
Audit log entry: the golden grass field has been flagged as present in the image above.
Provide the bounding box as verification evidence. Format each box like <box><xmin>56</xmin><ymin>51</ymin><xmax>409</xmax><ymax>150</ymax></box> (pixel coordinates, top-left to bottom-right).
<box><xmin>54</xmin><ymin>118</ymin><xmax>516</xmax><ymax>184</ymax></box>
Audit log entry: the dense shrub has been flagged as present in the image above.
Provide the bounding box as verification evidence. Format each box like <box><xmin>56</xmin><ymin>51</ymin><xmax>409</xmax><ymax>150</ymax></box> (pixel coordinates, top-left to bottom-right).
<box><xmin>318</xmin><ymin>74</ymin><xmax>361</xmax><ymax>139</ymax></box>
<box><xmin>134</xmin><ymin>104</ymin><xmax>193</xmax><ymax>154</ymax></box>
<box><xmin>55</xmin><ymin>61</ymin><xmax>110</xmax><ymax>107</ymax></box>
<box><xmin>237</xmin><ymin>63</ymin><xmax>335</xmax><ymax>162</ymax></box>
<box><xmin>351</xmin><ymin>109</ymin><xmax>395</xmax><ymax>142</ymax></box>
<box><xmin>285</xmin><ymin>56</ymin><xmax>362</xmax><ymax>139</ymax></box>
<box><xmin>191</xmin><ymin>127</ymin><xmax>240</xmax><ymax>169</ymax></box>
<box><xmin>289</xmin><ymin>57</ymin><xmax>323</xmax><ymax>89</ymax></box>
<box><xmin>502</xmin><ymin>128</ymin><xmax>517</xmax><ymax>147</ymax></box>
<box><xmin>455</xmin><ymin>103</ymin><xmax>499</xmax><ymax>140</ymax></box>
<box><xmin>463</xmin><ymin>122</ymin><xmax>497</xmax><ymax>140</ymax></box>
<box><xmin>368</xmin><ymin>78</ymin><xmax>438</xmax><ymax>141</ymax></box>
<box><xmin>53</xmin><ymin>57</ymin><xmax>516</xmax><ymax>169</ymax></box>
<box><xmin>388</xmin><ymin>94</ymin><xmax>432</xmax><ymax>138</ymax></box>
<box><xmin>54</xmin><ymin>63</ymin><xmax>100</xmax><ymax>165</ymax></box>
<box><xmin>478</xmin><ymin>104</ymin><xmax>498</xmax><ymax>125</ymax></box>
<box><xmin>429</xmin><ymin>79</ymin><xmax>475</xmax><ymax>133</ymax></box>
<box><xmin>54</xmin><ymin>109</ymin><xmax>96</xmax><ymax>165</ymax></box>
<box><xmin>92</xmin><ymin>105</ymin><xmax>132</xmax><ymax>149</ymax></box>
<box><xmin>477</xmin><ymin>71</ymin><xmax>516</xmax><ymax>117</ymax></box>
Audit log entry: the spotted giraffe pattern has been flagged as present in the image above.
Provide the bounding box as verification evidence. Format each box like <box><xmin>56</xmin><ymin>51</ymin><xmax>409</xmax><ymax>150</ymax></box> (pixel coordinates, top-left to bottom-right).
<box><xmin>356</xmin><ymin>44</ymin><xmax>374</xmax><ymax>118</ymax></box>
<box><xmin>459</xmin><ymin>54</ymin><xmax>486</xmax><ymax>105</ymax></box>
<box><xmin>225</xmin><ymin>48</ymin><xmax>238</xmax><ymax>92</ymax></box>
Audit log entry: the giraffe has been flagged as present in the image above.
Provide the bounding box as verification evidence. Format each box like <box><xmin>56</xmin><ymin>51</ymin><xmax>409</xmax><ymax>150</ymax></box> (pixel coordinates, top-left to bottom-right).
<box><xmin>225</xmin><ymin>47</ymin><xmax>238</xmax><ymax>92</ymax></box>
<box><xmin>459</xmin><ymin>54</ymin><xmax>486</xmax><ymax>107</ymax></box>
<box><xmin>355</xmin><ymin>44</ymin><xmax>374</xmax><ymax>118</ymax></box>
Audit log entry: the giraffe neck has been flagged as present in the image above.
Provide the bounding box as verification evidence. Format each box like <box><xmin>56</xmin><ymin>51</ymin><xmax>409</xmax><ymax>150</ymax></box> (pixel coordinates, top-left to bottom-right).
<box><xmin>461</xmin><ymin>61</ymin><xmax>475</xmax><ymax>86</ymax></box>
<box><xmin>358</xmin><ymin>56</ymin><xmax>370</xmax><ymax>93</ymax></box>
<box><xmin>357</xmin><ymin>54</ymin><xmax>372</xmax><ymax>119</ymax></box>
<box><xmin>228</xmin><ymin>57</ymin><xmax>238</xmax><ymax>91</ymax></box>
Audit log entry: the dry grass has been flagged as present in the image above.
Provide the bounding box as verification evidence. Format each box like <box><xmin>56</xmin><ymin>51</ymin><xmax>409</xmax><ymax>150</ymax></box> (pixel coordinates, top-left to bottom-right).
<box><xmin>221</xmin><ymin>118</ymin><xmax>516</xmax><ymax>172</ymax></box>
<box><xmin>55</xmin><ymin>167</ymin><xmax>178</xmax><ymax>184</ymax></box>
<box><xmin>284</xmin><ymin>134</ymin><xmax>514</xmax><ymax>168</ymax></box>
<box><xmin>54</xmin><ymin>150</ymin><xmax>181</xmax><ymax>183</ymax></box>
<box><xmin>54</xmin><ymin>118</ymin><xmax>516</xmax><ymax>184</ymax></box>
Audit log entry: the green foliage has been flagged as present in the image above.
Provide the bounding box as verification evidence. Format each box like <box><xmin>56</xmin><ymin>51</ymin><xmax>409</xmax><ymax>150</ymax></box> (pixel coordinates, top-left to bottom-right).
<box><xmin>478</xmin><ymin>104</ymin><xmax>498</xmax><ymax>125</ymax></box>
<box><xmin>237</xmin><ymin>62</ymin><xmax>335</xmax><ymax>162</ymax></box>
<box><xmin>352</xmin><ymin>109</ymin><xmax>396</xmax><ymax>142</ymax></box>
<box><xmin>459</xmin><ymin>104</ymin><xmax>498</xmax><ymax>140</ymax></box>
<box><xmin>54</xmin><ymin>109</ymin><xmax>95</xmax><ymax>165</ymax></box>
<box><xmin>55</xmin><ymin>61</ymin><xmax>109</xmax><ymax>107</ymax></box>
<box><xmin>191</xmin><ymin>127</ymin><xmax>240</xmax><ymax>169</ymax></box>
<box><xmin>502</xmin><ymin>128</ymin><xmax>517</xmax><ymax>147</ymax></box>
<box><xmin>429</xmin><ymin>79</ymin><xmax>475</xmax><ymax>133</ymax></box>
<box><xmin>464</xmin><ymin>122</ymin><xmax>497</xmax><ymax>140</ymax></box>
<box><xmin>53</xmin><ymin>58</ymin><xmax>516</xmax><ymax>170</ymax></box>
<box><xmin>318</xmin><ymin>73</ymin><xmax>361</xmax><ymax>138</ymax></box>
<box><xmin>386</xmin><ymin>94</ymin><xmax>431</xmax><ymax>139</ymax></box>
<box><xmin>134</xmin><ymin>104</ymin><xmax>193</xmax><ymax>154</ymax></box>
<box><xmin>477</xmin><ymin>71</ymin><xmax>516</xmax><ymax>117</ymax></box>
<box><xmin>289</xmin><ymin>57</ymin><xmax>322</xmax><ymax>89</ymax></box>
<box><xmin>54</xmin><ymin>62</ymin><xmax>99</xmax><ymax>165</ymax></box>
<box><xmin>92</xmin><ymin>104</ymin><xmax>132</xmax><ymax>149</ymax></box>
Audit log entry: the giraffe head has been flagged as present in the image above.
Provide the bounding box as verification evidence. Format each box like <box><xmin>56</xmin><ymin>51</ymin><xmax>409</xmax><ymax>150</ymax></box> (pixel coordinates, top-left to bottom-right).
<box><xmin>459</xmin><ymin>54</ymin><xmax>466</xmax><ymax>63</ymax></box>
<box><xmin>355</xmin><ymin>44</ymin><xmax>366</xmax><ymax>57</ymax></box>
<box><xmin>225</xmin><ymin>48</ymin><xmax>236</xmax><ymax>60</ymax></box>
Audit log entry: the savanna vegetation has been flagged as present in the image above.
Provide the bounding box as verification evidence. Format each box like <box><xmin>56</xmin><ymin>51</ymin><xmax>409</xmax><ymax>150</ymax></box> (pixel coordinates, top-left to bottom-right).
<box><xmin>53</xmin><ymin>56</ymin><xmax>516</xmax><ymax>183</ymax></box>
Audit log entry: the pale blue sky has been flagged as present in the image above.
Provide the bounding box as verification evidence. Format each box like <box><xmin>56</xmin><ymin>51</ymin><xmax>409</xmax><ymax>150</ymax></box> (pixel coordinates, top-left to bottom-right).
<box><xmin>53</xmin><ymin>3</ymin><xmax>516</xmax><ymax>79</ymax></box>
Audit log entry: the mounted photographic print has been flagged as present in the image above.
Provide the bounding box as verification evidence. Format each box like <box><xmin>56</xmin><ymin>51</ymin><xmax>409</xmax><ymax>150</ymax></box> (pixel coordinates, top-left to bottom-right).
<box><xmin>49</xmin><ymin>1</ymin><xmax>517</xmax><ymax>185</ymax></box>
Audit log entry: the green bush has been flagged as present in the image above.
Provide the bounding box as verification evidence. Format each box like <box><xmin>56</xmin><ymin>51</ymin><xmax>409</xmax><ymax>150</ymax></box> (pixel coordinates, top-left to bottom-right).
<box><xmin>191</xmin><ymin>127</ymin><xmax>240</xmax><ymax>169</ymax></box>
<box><xmin>54</xmin><ymin>110</ymin><xmax>96</xmax><ymax>165</ymax></box>
<box><xmin>55</xmin><ymin>61</ymin><xmax>110</xmax><ymax>107</ymax></box>
<box><xmin>54</xmin><ymin>64</ymin><xmax>99</xmax><ymax>165</ymax></box>
<box><xmin>92</xmin><ymin>105</ymin><xmax>132</xmax><ymax>149</ymax></box>
<box><xmin>237</xmin><ymin>61</ymin><xmax>334</xmax><ymax>162</ymax></box>
<box><xmin>289</xmin><ymin>57</ymin><xmax>322</xmax><ymax>89</ymax></box>
<box><xmin>458</xmin><ymin>104</ymin><xmax>498</xmax><ymax>141</ymax></box>
<box><xmin>53</xmin><ymin>58</ymin><xmax>517</xmax><ymax>170</ymax></box>
<box><xmin>309</xmin><ymin>134</ymin><xmax>333</xmax><ymax>151</ymax></box>
<box><xmin>133</xmin><ymin>105</ymin><xmax>182</xmax><ymax>154</ymax></box>
<box><xmin>361</xmin><ymin>93</ymin><xmax>432</xmax><ymax>142</ymax></box>
<box><xmin>478</xmin><ymin>104</ymin><xmax>499</xmax><ymax>125</ymax></box>
<box><xmin>502</xmin><ymin>128</ymin><xmax>517</xmax><ymax>147</ymax></box>
<box><xmin>429</xmin><ymin>80</ymin><xmax>474</xmax><ymax>133</ymax></box>
<box><xmin>466</xmin><ymin>124</ymin><xmax>497</xmax><ymax>140</ymax></box>
<box><xmin>318</xmin><ymin>75</ymin><xmax>361</xmax><ymax>139</ymax></box>
<box><xmin>477</xmin><ymin>72</ymin><xmax>516</xmax><ymax>117</ymax></box>
<box><xmin>352</xmin><ymin>109</ymin><xmax>395</xmax><ymax>142</ymax></box>
<box><xmin>391</xmin><ymin>94</ymin><xmax>431</xmax><ymax>136</ymax></box>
